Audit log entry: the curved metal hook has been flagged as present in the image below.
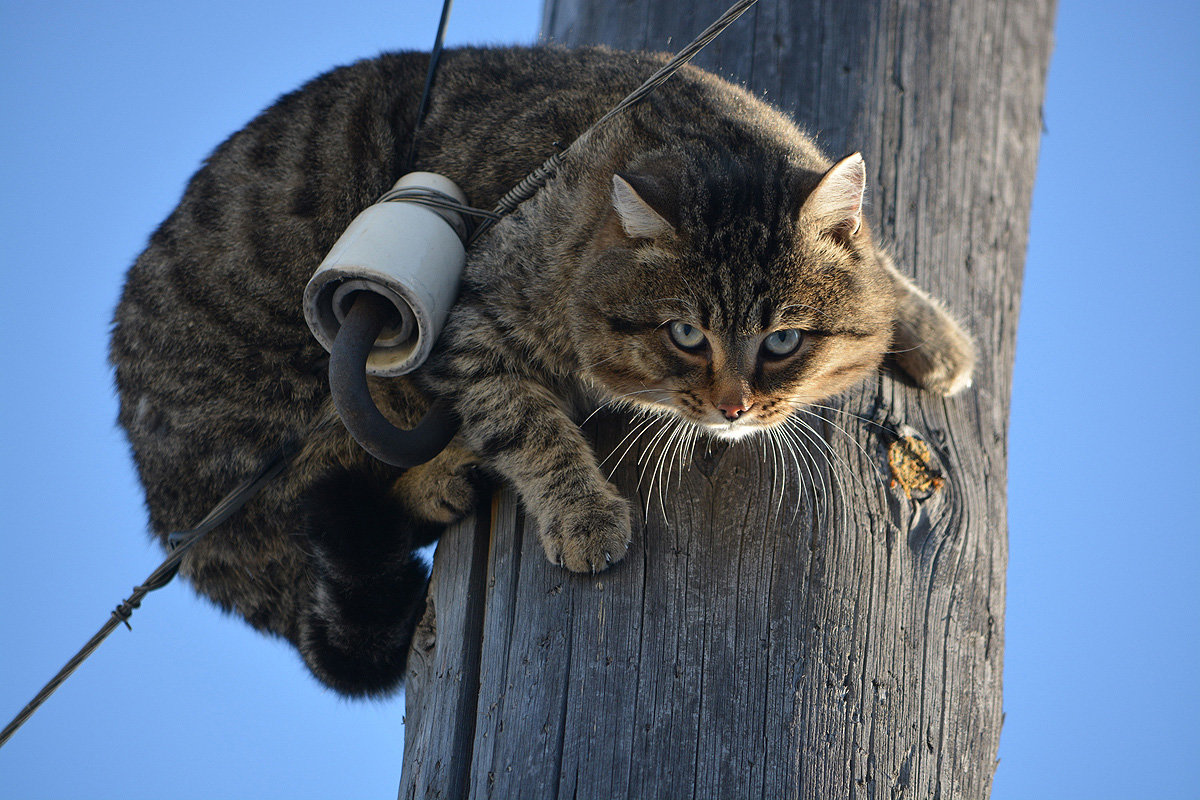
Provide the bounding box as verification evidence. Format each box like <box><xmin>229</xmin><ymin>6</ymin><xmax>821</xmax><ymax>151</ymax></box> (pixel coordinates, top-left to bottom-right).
<box><xmin>329</xmin><ymin>292</ymin><xmax>460</xmax><ymax>468</ymax></box>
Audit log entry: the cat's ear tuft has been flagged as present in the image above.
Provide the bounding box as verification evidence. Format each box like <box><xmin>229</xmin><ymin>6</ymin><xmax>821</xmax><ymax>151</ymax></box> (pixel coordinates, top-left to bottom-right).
<box><xmin>612</xmin><ymin>173</ymin><xmax>676</xmax><ymax>240</ymax></box>
<box><xmin>801</xmin><ymin>152</ymin><xmax>866</xmax><ymax>238</ymax></box>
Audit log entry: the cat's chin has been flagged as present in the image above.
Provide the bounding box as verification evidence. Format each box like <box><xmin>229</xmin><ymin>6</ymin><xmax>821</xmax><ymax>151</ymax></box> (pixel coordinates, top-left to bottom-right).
<box><xmin>700</xmin><ymin>422</ymin><xmax>762</xmax><ymax>442</ymax></box>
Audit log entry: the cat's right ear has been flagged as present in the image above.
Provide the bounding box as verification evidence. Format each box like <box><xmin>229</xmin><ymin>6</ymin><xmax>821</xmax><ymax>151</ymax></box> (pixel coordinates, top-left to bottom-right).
<box><xmin>611</xmin><ymin>173</ymin><xmax>676</xmax><ymax>240</ymax></box>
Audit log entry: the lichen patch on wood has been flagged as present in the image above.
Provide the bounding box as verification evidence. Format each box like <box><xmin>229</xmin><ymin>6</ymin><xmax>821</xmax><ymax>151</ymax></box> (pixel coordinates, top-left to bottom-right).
<box><xmin>888</xmin><ymin>434</ymin><xmax>945</xmax><ymax>500</ymax></box>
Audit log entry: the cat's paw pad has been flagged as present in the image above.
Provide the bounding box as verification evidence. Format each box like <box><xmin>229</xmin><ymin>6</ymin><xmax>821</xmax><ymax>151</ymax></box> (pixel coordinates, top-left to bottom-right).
<box><xmin>540</xmin><ymin>490</ymin><xmax>632</xmax><ymax>574</ymax></box>
<box><xmin>394</xmin><ymin>446</ymin><xmax>489</xmax><ymax>525</ymax></box>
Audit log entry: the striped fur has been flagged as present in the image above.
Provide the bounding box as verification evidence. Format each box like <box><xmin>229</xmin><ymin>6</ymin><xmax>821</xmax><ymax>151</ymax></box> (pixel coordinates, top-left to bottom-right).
<box><xmin>111</xmin><ymin>46</ymin><xmax>973</xmax><ymax>696</ymax></box>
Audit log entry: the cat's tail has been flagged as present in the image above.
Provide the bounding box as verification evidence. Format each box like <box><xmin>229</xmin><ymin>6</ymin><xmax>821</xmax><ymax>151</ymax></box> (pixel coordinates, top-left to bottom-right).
<box><xmin>297</xmin><ymin>468</ymin><xmax>434</xmax><ymax>698</ymax></box>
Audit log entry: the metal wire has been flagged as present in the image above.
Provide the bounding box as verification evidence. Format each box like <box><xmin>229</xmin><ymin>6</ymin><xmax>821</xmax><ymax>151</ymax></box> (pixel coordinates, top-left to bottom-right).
<box><xmin>0</xmin><ymin>443</ymin><xmax>299</xmax><ymax>750</ymax></box>
<box><xmin>377</xmin><ymin>187</ymin><xmax>501</xmax><ymax>221</ymax></box>
<box><xmin>467</xmin><ymin>0</ymin><xmax>760</xmax><ymax>245</ymax></box>
<box><xmin>479</xmin><ymin>152</ymin><xmax>567</xmax><ymax>236</ymax></box>
<box><xmin>589</xmin><ymin>0</ymin><xmax>759</xmax><ymax>131</ymax></box>
<box><xmin>377</xmin><ymin>186</ymin><xmax>501</xmax><ymax>244</ymax></box>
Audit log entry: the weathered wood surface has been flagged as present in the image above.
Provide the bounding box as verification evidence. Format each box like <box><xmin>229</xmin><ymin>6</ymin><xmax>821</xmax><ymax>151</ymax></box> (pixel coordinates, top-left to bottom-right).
<box><xmin>400</xmin><ymin>1</ymin><xmax>1055</xmax><ymax>797</ymax></box>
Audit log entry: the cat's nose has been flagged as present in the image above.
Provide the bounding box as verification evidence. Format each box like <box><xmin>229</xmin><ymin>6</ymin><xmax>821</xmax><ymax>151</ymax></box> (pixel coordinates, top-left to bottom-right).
<box><xmin>717</xmin><ymin>401</ymin><xmax>752</xmax><ymax>421</ymax></box>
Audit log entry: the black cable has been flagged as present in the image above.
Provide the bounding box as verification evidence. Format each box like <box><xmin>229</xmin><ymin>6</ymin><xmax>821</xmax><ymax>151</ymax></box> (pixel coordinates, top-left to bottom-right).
<box><xmin>405</xmin><ymin>0</ymin><xmax>455</xmax><ymax>170</ymax></box>
<box><xmin>328</xmin><ymin>292</ymin><xmax>460</xmax><ymax>468</ymax></box>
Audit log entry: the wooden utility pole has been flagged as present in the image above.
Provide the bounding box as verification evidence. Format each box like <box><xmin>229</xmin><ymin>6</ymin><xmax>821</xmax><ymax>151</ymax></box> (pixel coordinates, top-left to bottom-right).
<box><xmin>399</xmin><ymin>0</ymin><xmax>1054</xmax><ymax>797</ymax></box>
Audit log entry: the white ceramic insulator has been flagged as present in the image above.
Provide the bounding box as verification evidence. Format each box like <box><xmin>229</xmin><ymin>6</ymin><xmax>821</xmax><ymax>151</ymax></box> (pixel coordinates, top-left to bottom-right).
<box><xmin>303</xmin><ymin>172</ymin><xmax>467</xmax><ymax>376</ymax></box>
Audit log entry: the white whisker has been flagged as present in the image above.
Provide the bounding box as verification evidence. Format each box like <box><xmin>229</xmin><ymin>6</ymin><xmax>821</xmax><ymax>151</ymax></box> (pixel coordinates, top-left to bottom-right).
<box><xmin>805</xmin><ymin>401</ymin><xmax>899</xmax><ymax>438</ymax></box>
<box><xmin>778</xmin><ymin>416</ymin><xmax>837</xmax><ymax>529</ymax></box>
<box><xmin>639</xmin><ymin>416</ymin><xmax>680</xmax><ymax>520</ymax></box>
<box><xmin>580</xmin><ymin>388</ymin><xmax>672</xmax><ymax>428</ymax></box>
<box><xmin>795</xmin><ymin>407</ymin><xmax>886</xmax><ymax>487</ymax></box>
<box><xmin>602</xmin><ymin>412</ymin><xmax>661</xmax><ymax>479</ymax></box>
<box><xmin>653</xmin><ymin>419</ymin><xmax>689</xmax><ymax>522</ymax></box>
<box><xmin>765</xmin><ymin>425</ymin><xmax>786</xmax><ymax>523</ymax></box>
<box><xmin>636</xmin><ymin>414</ymin><xmax>678</xmax><ymax>498</ymax></box>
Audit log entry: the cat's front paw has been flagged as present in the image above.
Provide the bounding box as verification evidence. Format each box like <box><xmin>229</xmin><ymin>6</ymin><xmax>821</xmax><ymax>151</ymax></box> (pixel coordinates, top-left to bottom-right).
<box><xmin>539</xmin><ymin>487</ymin><xmax>632</xmax><ymax>574</ymax></box>
<box><xmin>894</xmin><ymin>319</ymin><xmax>976</xmax><ymax>397</ymax></box>
<box><xmin>882</xmin><ymin>254</ymin><xmax>977</xmax><ymax>397</ymax></box>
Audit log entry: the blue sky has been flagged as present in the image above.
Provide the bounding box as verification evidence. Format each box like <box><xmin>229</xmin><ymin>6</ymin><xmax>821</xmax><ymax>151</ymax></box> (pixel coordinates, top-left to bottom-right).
<box><xmin>1</xmin><ymin>1</ymin><xmax>1197</xmax><ymax>798</ymax></box>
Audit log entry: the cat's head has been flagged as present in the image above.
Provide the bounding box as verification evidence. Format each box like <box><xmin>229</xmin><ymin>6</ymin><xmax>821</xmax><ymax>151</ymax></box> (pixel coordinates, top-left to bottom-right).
<box><xmin>572</xmin><ymin>151</ymin><xmax>896</xmax><ymax>441</ymax></box>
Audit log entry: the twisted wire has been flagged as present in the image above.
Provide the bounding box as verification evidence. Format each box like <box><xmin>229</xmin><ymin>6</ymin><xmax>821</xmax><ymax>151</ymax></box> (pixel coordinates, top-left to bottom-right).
<box><xmin>0</xmin><ymin>443</ymin><xmax>298</xmax><ymax>749</ymax></box>
<box><xmin>467</xmin><ymin>0</ymin><xmax>760</xmax><ymax>245</ymax></box>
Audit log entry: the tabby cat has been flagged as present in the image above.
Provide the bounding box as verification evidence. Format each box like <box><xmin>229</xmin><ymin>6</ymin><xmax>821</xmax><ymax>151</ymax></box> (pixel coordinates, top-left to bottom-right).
<box><xmin>110</xmin><ymin>46</ymin><xmax>973</xmax><ymax>697</ymax></box>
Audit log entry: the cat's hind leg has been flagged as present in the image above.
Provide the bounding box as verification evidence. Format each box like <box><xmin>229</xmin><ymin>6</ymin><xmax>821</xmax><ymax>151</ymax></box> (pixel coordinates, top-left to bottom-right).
<box><xmin>391</xmin><ymin>441</ymin><xmax>489</xmax><ymax>526</ymax></box>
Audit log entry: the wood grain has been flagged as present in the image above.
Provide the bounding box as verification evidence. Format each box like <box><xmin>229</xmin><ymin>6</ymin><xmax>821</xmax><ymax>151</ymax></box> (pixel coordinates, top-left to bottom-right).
<box><xmin>400</xmin><ymin>0</ymin><xmax>1054</xmax><ymax>796</ymax></box>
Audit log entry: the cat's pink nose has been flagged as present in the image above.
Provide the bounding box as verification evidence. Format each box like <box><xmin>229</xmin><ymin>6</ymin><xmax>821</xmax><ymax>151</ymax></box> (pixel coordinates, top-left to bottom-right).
<box><xmin>717</xmin><ymin>401</ymin><xmax>752</xmax><ymax>421</ymax></box>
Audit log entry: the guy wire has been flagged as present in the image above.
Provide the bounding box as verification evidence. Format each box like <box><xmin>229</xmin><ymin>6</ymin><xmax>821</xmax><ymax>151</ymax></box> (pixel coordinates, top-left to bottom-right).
<box><xmin>467</xmin><ymin>0</ymin><xmax>760</xmax><ymax>245</ymax></box>
<box><xmin>0</xmin><ymin>443</ymin><xmax>298</xmax><ymax>749</ymax></box>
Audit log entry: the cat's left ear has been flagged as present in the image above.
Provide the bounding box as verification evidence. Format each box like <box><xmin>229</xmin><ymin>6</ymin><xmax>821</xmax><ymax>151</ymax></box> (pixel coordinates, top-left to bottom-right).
<box><xmin>801</xmin><ymin>152</ymin><xmax>866</xmax><ymax>238</ymax></box>
<box><xmin>612</xmin><ymin>173</ymin><xmax>676</xmax><ymax>240</ymax></box>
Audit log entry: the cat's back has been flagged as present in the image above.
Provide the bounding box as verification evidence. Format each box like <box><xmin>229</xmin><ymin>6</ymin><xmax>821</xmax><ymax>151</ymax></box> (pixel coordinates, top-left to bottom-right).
<box><xmin>108</xmin><ymin>46</ymin><xmax>645</xmax><ymax>529</ymax></box>
<box><xmin>111</xmin><ymin>45</ymin><xmax>668</xmax><ymax>373</ymax></box>
<box><xmin>109</xmin><ymin>44</ymin><xmax>813</xmax><ymax>535</ymax></box>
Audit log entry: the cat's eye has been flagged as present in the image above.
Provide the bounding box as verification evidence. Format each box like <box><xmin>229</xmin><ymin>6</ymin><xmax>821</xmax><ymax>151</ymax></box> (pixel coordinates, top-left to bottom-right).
<box><xmin>762</xmin><ymin>329</ymin><xmax>803</xmax><ymax>357</ymax></box>
<box><xmin>668</xmin><ymin>320</ymin><xmax>706</xmax><ymax>350</ymax></box>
